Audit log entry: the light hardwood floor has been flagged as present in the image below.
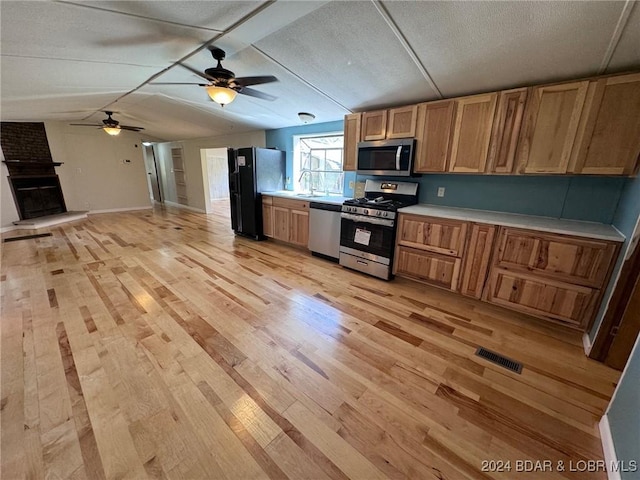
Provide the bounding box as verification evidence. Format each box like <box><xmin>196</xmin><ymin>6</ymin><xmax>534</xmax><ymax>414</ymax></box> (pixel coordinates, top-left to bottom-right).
<box><xmin>1</xmin><ymin>201</ymin><xmax>620</xmax><ymax>479</ymax></box>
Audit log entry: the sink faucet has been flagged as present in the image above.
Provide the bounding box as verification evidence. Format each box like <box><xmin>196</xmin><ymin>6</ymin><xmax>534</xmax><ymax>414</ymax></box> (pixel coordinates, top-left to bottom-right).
<box><xmin>298</xmin><ymin>169</ymin><xmax>314</xmax><ymax>195</ymax></box>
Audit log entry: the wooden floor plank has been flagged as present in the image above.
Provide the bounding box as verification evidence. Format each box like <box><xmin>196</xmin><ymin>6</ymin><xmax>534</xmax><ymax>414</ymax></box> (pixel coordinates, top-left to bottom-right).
<box><xmin>1</xmin><ymin>203</ymin><xmax>620</xmax><ymax>479</ymax></box>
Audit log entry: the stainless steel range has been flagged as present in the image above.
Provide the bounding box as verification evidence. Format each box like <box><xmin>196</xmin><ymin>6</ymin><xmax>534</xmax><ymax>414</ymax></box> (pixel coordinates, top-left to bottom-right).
<box><xmin>339</xmin><ymin>179</ymin><xmax>419</xmax><ymax>280</ymax></box>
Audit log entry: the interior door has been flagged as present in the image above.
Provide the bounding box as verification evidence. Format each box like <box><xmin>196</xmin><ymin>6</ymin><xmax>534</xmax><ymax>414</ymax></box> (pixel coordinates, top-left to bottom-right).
<box><xmin>144</xmin><ymin>145</ymin><xmax>162</xmax><ymax>202</ymax></box>
<box><xmin>606</xmin><ymin>274</ymin><xmax>640</xmax><ymax>370</ymax></box>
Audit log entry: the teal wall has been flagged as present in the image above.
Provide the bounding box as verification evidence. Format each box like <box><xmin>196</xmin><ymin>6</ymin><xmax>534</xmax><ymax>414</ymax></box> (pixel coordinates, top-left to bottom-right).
<box><xmin>266</xmin><ymin>120</ymin><xmax>625</xmax><ymax>223</ymax></box>
<box><xmin>607</xmin><ymin>335</ymin><xmax>640</xmax><ymax>480</ymax></box>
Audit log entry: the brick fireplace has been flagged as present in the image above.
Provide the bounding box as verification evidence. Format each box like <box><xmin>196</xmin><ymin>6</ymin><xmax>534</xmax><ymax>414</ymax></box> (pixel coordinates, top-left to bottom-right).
<box><xmin>1</xmin><ymin>122</ymin><xmax>67</xmax><ymax>220</ymax></box>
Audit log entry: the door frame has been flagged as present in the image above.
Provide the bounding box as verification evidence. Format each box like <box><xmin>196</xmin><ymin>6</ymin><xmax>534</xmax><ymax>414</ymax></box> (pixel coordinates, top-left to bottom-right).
<box><xmin>590</xmin><ymin>214</ymin><xmax>640</xmax><ymax>364</ymax></box>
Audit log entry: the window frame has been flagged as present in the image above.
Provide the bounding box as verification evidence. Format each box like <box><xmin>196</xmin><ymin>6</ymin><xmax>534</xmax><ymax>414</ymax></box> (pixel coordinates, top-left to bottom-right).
<box><xmin>292</xmin><ymin>132</ymin><xmax>344</xmax><ymax>195</ymax></box>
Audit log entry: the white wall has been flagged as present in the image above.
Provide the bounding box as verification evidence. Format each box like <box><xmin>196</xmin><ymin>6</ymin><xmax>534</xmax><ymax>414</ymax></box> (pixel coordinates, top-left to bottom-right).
<box><xmin>154</xmin><ymin>130</ymin><xmax>265</xmax><ymax>212</ymax></box>
<box><xmin>1</xmin><ymin>121</ymin><xmax>152</xmax><ymax>229</ymax></box>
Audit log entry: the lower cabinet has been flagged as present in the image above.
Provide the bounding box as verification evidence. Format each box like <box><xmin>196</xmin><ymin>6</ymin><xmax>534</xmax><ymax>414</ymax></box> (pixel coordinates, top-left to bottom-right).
<box><xmin>395</xmin><ymin>246</ymin><xmax>462</xmax><ymax>291</ymax></box>
<box><xmin>485</xmin><ymin>268</ymin><xmax>598</xmax><ymax>328</ymax></box>
<box><xmin>393</xmin><ymin>212</ymin><xmax>619</xmax><ymax>331</ymax></box>
<box><xmin>263</xmin><ymin>196</ymin><xmax>309</xmax><ymax>247</ymax></box>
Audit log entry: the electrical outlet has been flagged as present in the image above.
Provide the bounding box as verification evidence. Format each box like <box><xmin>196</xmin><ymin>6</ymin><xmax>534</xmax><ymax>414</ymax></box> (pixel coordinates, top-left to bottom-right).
<box><xmin>437</xmin><ymin>187</ymin><xmax>445</xmax><ymax>197</ymax></box>
<box><xmin>349</xmin><ymin>180</ymin><xmax>354</xmax><ymax>189</ymax></box>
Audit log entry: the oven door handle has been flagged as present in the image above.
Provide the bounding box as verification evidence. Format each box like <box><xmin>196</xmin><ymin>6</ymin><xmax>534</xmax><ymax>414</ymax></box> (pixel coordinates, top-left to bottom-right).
<box><xmin>341</xmin><ymin>212</ymin><xmax>395</xmax><ymax>227</ymax></box>
<box><xmin>396</xmin><ymin>145</ymin><xmax>402</xmax><ymax>170</ymax></box>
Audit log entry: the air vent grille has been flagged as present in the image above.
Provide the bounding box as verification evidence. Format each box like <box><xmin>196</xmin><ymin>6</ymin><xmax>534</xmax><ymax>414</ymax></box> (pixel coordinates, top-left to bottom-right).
<box><xmin>475</xmin><ymin>347</ymin><xmax>523</xmax><ymax>374</ymax></box>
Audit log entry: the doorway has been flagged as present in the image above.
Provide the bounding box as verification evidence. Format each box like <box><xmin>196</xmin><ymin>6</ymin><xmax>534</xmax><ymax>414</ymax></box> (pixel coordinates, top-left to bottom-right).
<box><xmin>200</xmin><ymin>147</ymin><xmax>229</xmax><ymax>214</ymax></box>
<box><xmin>143</xmin><ymin>144</ymin><xmax>162</xmax><ymax>203</ymax></box>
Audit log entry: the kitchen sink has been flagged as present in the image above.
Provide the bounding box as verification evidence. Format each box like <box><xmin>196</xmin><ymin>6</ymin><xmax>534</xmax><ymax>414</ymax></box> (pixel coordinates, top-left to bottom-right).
<box><xmin>295</xmin><ymin>193</ymin><xmax>326</xmax><ymax>198</ymax></box>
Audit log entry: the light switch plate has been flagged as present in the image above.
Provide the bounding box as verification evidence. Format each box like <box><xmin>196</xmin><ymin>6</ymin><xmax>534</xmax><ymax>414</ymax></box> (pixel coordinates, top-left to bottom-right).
<box><xmin>437</xmin><ymin>187</ymin><xmax>445</xmax><ymax>197</ymax></box>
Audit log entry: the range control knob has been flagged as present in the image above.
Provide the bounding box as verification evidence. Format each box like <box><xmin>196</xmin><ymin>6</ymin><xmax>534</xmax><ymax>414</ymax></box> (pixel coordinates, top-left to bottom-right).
<box><xmin>363</xmin><ymin>209</ymin><xmax>369</xmax><ymax>216</ymax></box>
<box><xmin>375</xmin><ymin>211</ymin><xmax>381</xmax><ymax>216</ymax></box>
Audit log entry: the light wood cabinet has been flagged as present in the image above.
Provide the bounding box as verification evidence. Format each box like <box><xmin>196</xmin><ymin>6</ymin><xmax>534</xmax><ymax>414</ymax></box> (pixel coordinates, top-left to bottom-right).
<box><xmin>394</xmin><ymin>214</ymin><xmax>468</xmax><ymax>292</ymax></box>
<box><xmin>361</xmin><ymin>110</ymin><xmax>387</xmax><ymax>141</ymax></box>
<box><xmin>486</xmin><ymin>269</ymin><xmax>597</xmax><ymax>327</ymax></box>
<box><xmin>414</xmin><ymin>100</ymin><xmax>456</xmax><ymax>173</ymax></box>
<box><xmin>268</xmin><ymin>196</ymin><xmax>309</xmax><ymax>247</ymax></box>
<box><xmin>395</xmin><ymin>246</ymin><xmax>462</xmax><ymax>291</ymax></box>
<box><xmin>448</xmin><ymin>93</ymin><xmax>498</xmax><ymax>173</ymax></box>
<box><xmin>262</xmin><ymin>196</ymin><xmax>273</xmax><ymax>238</ymax></box>
<box><xmin>517</xmin><ymin>81</ymin><xmax>589</xmax><ymax>174</ymax></box>
<box><xmin>487</xmin><ymin>88</ymin><xmax>528</xmax><ymax>173</ymax></box>
<box><xmin>343</xmin><ymin>113</ymin><xmax>361</xmax><ymax>172</ymax></box>
<box><xmin>387</xmin><ymin>105</ymin><xmax>418</xmax><ymax>138</ymax></box>
<box><xmin>460</xmin><ymin>224</ymin><xmax>496</xmax><ymax>298</ymax></box>
<box><xmin>569</xmin><ymin>73</ymin><xmax>640</xmax><ymax>175</ymax></box>
<box><xmin>493</xmin><ymin>227</ymin><xmax>618</xmax><ymax>288</ymax></box>
<box><xmin>396</xmin><ymin>214</ymin><xmax>468</xmax><ymax>257</ymax></box>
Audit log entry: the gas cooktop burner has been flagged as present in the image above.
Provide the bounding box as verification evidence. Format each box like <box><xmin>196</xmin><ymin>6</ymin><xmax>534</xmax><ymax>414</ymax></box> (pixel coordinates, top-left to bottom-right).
<box><xmin>343</xmin><ymin>197</ymin><xmax>412</xmax><ymax>211</ymax></box>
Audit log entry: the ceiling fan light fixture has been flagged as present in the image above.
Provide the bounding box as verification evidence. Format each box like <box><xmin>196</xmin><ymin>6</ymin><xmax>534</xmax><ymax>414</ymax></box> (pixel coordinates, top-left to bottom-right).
<box><xmin>206</xmin><ymin>86</ymin><xmax>237</xmax><ymax>106</ymax></box>
<box><xmin>103</xmin><ymin>126</ymin><xmax>122</xmax><ymax>136</ymax></box>
<box><xmin>298</xmin><ymin>112</ymin><xmax>315</xmax><ymax>124</ymax></box>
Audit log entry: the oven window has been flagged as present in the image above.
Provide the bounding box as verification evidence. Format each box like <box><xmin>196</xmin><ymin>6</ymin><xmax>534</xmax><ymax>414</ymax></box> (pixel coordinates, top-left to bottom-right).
<box><xmin>340</xmin><ymin>217</ymin><xmax>395</xmax><ymax>259</ymax></box>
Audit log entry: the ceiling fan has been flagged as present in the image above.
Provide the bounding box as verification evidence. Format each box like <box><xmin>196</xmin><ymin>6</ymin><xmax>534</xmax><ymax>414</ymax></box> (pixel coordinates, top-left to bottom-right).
<box><xmin>70</xmin><ymin>111</ymin><xmax>144</xmax><ymax>136</ymax></box>
<box><xmin>151</xmin><ymin>47</ymin><xmax>278</xmax><ymax>106</ymax></box>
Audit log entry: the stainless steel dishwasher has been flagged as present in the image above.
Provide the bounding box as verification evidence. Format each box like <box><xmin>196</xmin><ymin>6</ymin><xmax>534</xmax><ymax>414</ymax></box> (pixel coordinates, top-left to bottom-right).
<box><xmin>308</xmin><ymin>202</ymin><xmax>342</xmax><ymax>261</ymax></box>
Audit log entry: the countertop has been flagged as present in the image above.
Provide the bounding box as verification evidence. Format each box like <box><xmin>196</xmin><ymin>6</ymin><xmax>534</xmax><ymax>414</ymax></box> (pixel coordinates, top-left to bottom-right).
<box><xmin>398</xmin><ymin>204</ymin><xmax>625</xmax><ymax>243</ymax></box>
<box><xmin>263</xmin><ymin>191</ymin><xmax>351</xmax><ymax>206</ymax></box>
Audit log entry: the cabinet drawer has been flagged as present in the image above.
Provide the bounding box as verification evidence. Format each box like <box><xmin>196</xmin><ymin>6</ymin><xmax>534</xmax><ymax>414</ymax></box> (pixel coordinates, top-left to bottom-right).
<box><xmin>486</xmin><ymin>268</ymin><xmax>597</xmax><ymax>328</ymax></box>
<box><xmin>272</xmin><ymin>197</ymin><xmax>309</xmax><ymax>210</ymax></box>
<box><xmin>394</xmin><ymin>246</ymin><xmax>462</xmax><ymax>291</ymax></box>
<box><xmin>495</xmin><ymin>228</ymin><xmax>617</xmax><ymax>287</ymax></box>
<box><xmin>397</xmin><ymin>214</ymin><xmax>468</xmax><ymax>257</ymax></box>
<box><xmin>262</xmin><ymin>195</ymin><xmax>273</xmax><ymax>206</ymax></box>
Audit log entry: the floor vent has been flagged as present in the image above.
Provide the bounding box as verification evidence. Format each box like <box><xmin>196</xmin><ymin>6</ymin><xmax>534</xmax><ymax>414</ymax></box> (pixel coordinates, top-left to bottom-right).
<box><xmin>4</xmin><ymin>233</ymin><xmax>52</xmax><ymax>243</ymax></box>
<box><xmin>475</xmin><ymin>347</ymin><xmax>523</xmax><ymax>374</ymax></box>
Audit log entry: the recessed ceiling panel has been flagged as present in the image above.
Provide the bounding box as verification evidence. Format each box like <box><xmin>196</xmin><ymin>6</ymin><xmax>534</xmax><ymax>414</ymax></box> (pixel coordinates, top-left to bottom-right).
<box><xmin>254</xmin><ymin>1</ymin><xmax>439</xmax><ymax>110</ymax></box>
<box><xmin>607</xmin><ymin>3</ymin><xmax>640</xmax><ymax>72</ymax></box>
<box><xmin>0</xmin><ymin>1</ymin><xmax>211</xmax><ymax>66</ymax></box>
<box><xmin>384</xmin><ymin>1</ymin><xmax>625</xmax><ymax>97</ymax></box>
<box><xmin>74</xmin><ymin>1</ymin><xmax>262</xmax><ymax>31</ymax></box>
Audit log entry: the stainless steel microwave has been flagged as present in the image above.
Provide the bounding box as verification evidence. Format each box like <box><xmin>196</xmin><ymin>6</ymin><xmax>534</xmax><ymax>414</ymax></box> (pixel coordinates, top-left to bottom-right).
<box><xmin>356</xmin><ymin>138</ymin><xmax>416</xmax><ymax>176</ymax></box>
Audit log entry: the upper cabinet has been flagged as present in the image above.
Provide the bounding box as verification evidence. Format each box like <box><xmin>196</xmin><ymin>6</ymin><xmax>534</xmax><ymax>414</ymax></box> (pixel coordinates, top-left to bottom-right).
<box><xmin>387</xmin><ymin>105</ymin><xmax>418</xmax><ymax>138</ymax></box>
<box><xmin>343</xmin><ymin>113</ymin><xmax>361</xmax><ymax>172</ymax></box>
<box><xmin>569</xmin><ymin>73</ymin><xmax>640</xmax><ymax>175</ymax></box>
<box><xmin>487</xmin><ymin>88</ymin><xmax>528</xmax><ymax>173</ymax></box>
<box><xmin>447</xmin><ymin>93</ymin><xmax>498</xmax><ymax>173</ymax></box>
<box><xmin>516</xmin><ymin>81</ymin><xmax>589</xmax><ymax>174</ymax></box>
<box><xmin>343</xmin><ymin>71</ymin><xmax>640</xmax><ymax>177</ymax></box>
<box><xmin>414</xmin><ymin>100</ymin><xmax>456</xmax><ymax>173</ymax></box>
<box><xmin>361</xmin><ymin>110</ymin><xmax>387</xmax><ymax>140</ymax></box>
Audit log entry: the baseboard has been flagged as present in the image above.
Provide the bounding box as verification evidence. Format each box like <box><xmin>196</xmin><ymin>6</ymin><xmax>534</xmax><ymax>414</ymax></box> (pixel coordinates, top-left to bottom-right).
<box><xmin>88</xmin><ymin>206</ymin><xmax>152</xmax><ymax>214</ymax></box>
<box><xmin>599</xmin><ymin>415</ymin><xmax>622</xmax><ymax>480</ymax></box>
<box><xmin>583</xmin><ymin>333</ymin><xmax>593</xmax><ymax>356</ymax></box>
<box><xmin>163</xmin><ymin>201</ymin><xmax>206</xmax><ymax>213</ymax></box>
<box><xmin>0</xmin><ymin>225</ymin><xmax>18</xmax><ymax>233</ymax></box>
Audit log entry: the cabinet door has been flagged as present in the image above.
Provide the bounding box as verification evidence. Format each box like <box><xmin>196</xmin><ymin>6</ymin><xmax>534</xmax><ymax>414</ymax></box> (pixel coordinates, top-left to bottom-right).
<box><xmin>273</xmin><ymin>206</ymin><xmax>289</xmax><ymax>242</ymax></box>
<box><xmin>414</xmin><ymin>100</ymin><xmax>455</xmax><ymax>172</ymax></box>
<box><xmin>486</xmin><ymin>268</ymin><xmax>597</xmax><ymax>329</ymax></box>
<box><xmin>570</xmin><ymin>73</ymin><xmax>640</xmax><ymax>175</ymax></box>
<box><xmin>448</xmin><ymin>93</ymin><xmax>498</xmax><ymax>173</ymax></box>
<box><xmin>343</xmin><ymin>113</ymin><xmax>361</xmax><ymax>171</ymax></box>
<box><xmin>397</xmin><ymin>214</ymin><xmax>468</xmax><ymax>257</ymax></box>
<box><xmin>361</xmin><ymin>110</ymin><xmax>387</xmax><ymax>141</ymax></box>
<box><xmin>487</xmin><ymin>88</ymin><xmax>528</xmax><ymax>173</ymax></box>
<box><xmin>289</xmin><ymin>209</ymin><xmax>309</xmax><ymax>247</ymax></box>
<box><xmin>494</xmin><ymin>228</ymin><xmax>618</xmax><ymax>288</ymax></box>
<box><xmin>395</xmin><ymin>246</ymin><xmax>462</xmax><ymax>291</ymax></box>
<box><xmin>387</xmin><ymin>105</ymin><xmax>417</xmax><ymax>138</ymax></box>
<box><xmin>517</xmin><ymin>81</ymin><xmax>589</xmax><ymax>174</ymax></box>
<box><xmin>262</xmin><ymin>203</ymin><xmax>273</xmax><ymax>238</ymax></box>
<box><xmin>460</xmin><ymin>224</ymin><xmax>496</xmax><ymax>298</ymax></box>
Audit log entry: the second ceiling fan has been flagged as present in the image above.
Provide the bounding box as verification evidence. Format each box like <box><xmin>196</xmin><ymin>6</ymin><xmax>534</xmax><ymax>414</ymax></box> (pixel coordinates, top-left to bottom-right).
<box><xmin>153</xmin><ymin>47</ymin><xmax>278</xmax><ymax>106</ymax></box>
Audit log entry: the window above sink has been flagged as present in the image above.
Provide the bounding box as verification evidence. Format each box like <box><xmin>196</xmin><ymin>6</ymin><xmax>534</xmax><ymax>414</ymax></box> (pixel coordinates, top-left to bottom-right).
<box><xmin>293</xmin><ymin>132</ymin><xmax>344</xmax><ymax>196</ymax></box>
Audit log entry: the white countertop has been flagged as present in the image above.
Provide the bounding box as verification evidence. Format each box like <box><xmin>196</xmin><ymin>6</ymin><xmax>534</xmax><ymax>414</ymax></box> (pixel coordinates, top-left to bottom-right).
<box><xmin>263</xmin><ymin>191</ymin><xmax>351</xmax><ymax>205</ymax></box>
<box><xmin>398</xmin><ymin>204</ymin><xmax>625</xmax><ymax>243</ymax></box>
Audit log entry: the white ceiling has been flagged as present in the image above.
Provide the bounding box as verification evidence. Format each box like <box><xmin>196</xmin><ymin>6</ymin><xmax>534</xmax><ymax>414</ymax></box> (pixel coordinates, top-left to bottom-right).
<box><xmin>1</xmin><ymin>1</ymin><xmax>639</xmax><ymax>141</ymax></box>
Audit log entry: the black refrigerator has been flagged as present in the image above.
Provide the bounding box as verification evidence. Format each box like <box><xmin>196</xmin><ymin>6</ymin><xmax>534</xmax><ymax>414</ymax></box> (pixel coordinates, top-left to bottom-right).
<box><xmin>228</xmin><ymin>147</ymin><xmax>286</xmax><ymax>239</ymax></box>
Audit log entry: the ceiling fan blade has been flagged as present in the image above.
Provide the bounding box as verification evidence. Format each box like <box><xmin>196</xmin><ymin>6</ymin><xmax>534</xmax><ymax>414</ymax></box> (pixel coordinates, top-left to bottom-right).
<box><xmin>178</xmin><ymin>62</ymin><xmax>218</xmax><ymax>82</ymax></box>
<box><xmin>69</xmin><ymin>123</ymin><xmax>102</xmax><ymax>127</ymax></box>
<box><xmin>149</xmin><ymin>82</ymin><xmax>208</xmax><ymax>86</ymax></box>
<box><xmin>120</xmin><ymin>125</ymin><xmax>144</xmax><ymax>132</ymax></box>
<box><xmin>237</xmin><ymin>87</ymin><xmax>277</xmax><ymax>101</ymax></box>
<box><xmin>234</xmin><ymin>75</ymin><xmax>278</xmax><ymax>87</ymax></box>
